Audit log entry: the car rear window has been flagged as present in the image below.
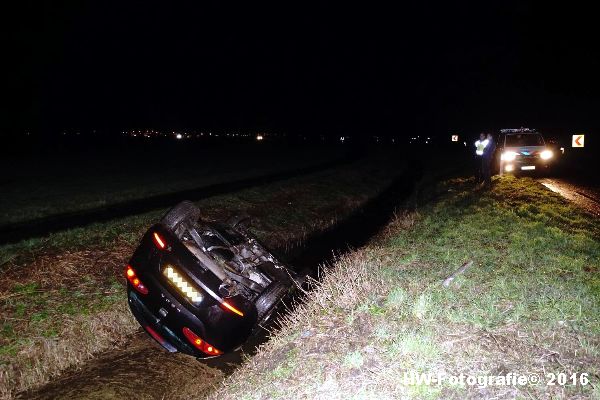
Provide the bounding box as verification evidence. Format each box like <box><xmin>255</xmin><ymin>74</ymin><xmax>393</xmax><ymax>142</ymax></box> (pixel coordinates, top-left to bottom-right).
<box><xmin>505</xmin><ymin>134</ymin><xmax>544</xmax><ymax>147</ymax></box>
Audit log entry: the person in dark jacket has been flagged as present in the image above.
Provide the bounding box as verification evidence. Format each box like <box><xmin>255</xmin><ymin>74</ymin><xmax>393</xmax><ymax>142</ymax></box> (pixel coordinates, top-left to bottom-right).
<box><xmin>481</xmin><ymin>133</ymin><xmax>496</xmax><ymax>187</ymax></box>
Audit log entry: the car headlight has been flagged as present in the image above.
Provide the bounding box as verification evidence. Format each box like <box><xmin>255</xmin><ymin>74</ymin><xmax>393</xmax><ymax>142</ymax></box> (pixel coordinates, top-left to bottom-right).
<box><xmin>540</xmin><ymin>150</ymin><xmax>553</xmax><ymax>160</ymax></box>
<box><xmin>501</xmin><ymin>151</ymin><xmax>517</xmax><ymax>161</ymax></box>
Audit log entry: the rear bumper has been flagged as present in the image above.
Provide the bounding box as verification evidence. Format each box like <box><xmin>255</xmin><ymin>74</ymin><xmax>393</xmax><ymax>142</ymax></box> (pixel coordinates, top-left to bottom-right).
<box><xmin>128</xmin><ymin>278</ymin><xmax>256</xmax><ymax>357</ymax></box>
<box><xmin>128</xmin><ymin>289</ymin><xmax>189</xmax><ymax>354</ymax></box>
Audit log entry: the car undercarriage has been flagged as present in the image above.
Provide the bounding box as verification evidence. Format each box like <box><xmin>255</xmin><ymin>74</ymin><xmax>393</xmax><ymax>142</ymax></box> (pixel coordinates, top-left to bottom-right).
<box><xmin>126</xmin><ymin>201</ymin><xmax>300</xmax><ymax>357</ymax></box>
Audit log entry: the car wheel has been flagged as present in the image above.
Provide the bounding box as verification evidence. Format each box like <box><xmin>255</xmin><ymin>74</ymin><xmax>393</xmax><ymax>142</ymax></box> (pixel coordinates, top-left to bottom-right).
<box><xmin>161</xmin><ymin>201</ymin><xmax>201</xmax><ymax>232</ymax></box>
<box><xmin>255</xmin><ymin>281</ymin><xmax>291</xmax><ymax>323</ymax></box>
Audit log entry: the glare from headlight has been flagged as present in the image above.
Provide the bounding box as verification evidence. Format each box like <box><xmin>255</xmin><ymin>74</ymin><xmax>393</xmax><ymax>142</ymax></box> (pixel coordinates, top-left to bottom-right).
<box><xmin>505</xmin><ymin>164</ymin><xmax>514</xmax><ymax>172</ymax></box>
<box><xmin>540</xmin><ymin>150</ymin><xmax>553</xmax><ymax>160</ymax></box>
<box><xmin>501</xmin><ymin>151</ymin><xmax>517</xmax><ymax>161</ymax></box>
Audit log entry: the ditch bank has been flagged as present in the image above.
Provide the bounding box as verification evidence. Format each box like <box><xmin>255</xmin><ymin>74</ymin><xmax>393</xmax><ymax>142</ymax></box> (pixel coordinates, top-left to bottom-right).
<box><xmin>18</xmin><ymin>165</ymin><xmax>426</xmax><ymax>400</ymax></box>
<box><xmin>1</xmin><ymin>155</ymin><xmax>403</xmax><ymax>399</ymax></box>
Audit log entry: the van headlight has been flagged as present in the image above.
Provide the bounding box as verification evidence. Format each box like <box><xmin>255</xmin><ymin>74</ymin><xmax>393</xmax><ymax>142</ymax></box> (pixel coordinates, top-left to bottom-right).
<box><xmin>540</xmin><ymin>150</ymin><xmax>553</xmax><ymax>160</ymax></box>
<box><xmin>501</xmin><ymin>151</ymin><xmax>517</xmax><ymax>161</ymax></box>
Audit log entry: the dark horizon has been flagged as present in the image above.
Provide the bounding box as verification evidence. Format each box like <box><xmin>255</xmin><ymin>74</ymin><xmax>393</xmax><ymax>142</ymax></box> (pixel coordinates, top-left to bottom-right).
<box><xmin>3</xmin><ymin>2</ymin><xmax>600</xmax><ymax>138</ymax></box>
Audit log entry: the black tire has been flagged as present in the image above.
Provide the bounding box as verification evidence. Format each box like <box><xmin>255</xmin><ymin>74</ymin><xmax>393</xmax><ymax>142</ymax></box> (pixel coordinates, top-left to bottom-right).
<box><xmin>161</xmin><ymin>201</ymin><xmax>201</xmax><ymax>232</ymax></box>
<box><xmin>255</xmin><ymin>281</ymin><xmax>291</xmax><ymax>323</ymax></box>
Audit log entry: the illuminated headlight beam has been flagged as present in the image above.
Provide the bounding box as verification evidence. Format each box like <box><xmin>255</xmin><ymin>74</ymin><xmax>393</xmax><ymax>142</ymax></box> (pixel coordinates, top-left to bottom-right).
<box><xmin>163</xmin><ymin>266</ymin><xmax>203</xmax><ymax>303</ymax></box>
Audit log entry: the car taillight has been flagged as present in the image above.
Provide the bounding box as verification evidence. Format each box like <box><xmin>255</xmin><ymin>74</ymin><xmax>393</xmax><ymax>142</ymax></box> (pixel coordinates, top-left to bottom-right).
<box><xmin>125</xmin><ymin>265</ymin><xmax>148</xmax><ymax>295</ymax></box>
<box><xmin>153</xmin><ymin>232</ymin><xmax>166</xmax><ymax>249</ymax></box>
<box><xmin>182</xmin><ymin>327</ymin><xmax>222</xmax><ymax>356</ymax></box>
<box><xmin>221</xmin><ymin>300</ymin><xmax>244</xmax><ymax>317</ymax></box>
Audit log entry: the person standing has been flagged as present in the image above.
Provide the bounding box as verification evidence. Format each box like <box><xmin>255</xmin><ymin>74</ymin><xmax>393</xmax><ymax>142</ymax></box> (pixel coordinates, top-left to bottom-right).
<box><xmin>474</xmin><ymin>133</ymin><xmax>488</xmax><ymax>183</ymax></box>
<box><xmin>481</xmin><ymin>133</ymin><xmax>496</xmax><ymax>187</ymax></box>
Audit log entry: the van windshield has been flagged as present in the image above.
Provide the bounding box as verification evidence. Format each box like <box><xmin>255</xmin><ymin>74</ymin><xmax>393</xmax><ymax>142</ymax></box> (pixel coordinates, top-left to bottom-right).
<box><xmin>505</xmin><ymin>134</ymin><xmax>544</xmax><ymax>147</ymax></box>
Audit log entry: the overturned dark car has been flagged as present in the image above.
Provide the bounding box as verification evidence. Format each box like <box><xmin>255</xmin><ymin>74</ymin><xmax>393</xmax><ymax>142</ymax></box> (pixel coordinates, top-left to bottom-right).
<box><xmin>126</xmin><ymin>201</ymin><xmax>299</xmax><ymax>358</ymax></box>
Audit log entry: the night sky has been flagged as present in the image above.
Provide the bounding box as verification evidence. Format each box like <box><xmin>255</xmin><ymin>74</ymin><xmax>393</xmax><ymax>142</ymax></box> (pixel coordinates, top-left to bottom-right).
<box><xmin>3</xmin><ymin>2</ymin><xmax>599</xmax><ymax>137</ymax></box>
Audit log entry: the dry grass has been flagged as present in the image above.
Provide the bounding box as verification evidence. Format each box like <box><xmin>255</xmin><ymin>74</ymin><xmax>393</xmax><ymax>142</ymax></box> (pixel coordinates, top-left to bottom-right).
<box><xmin>210</xmin><ymin>176</ymin><xmax>600</xmax><ymax>399</ymax></box>
<box><xmin>0</xmin><ymin>243</ymin><xmax>136</xmax><ymax>399</ymax></box>
<box><xmin>1</xmin><ymin>306</ymin><xmax>138</xmax><ymax>399</ymax></box>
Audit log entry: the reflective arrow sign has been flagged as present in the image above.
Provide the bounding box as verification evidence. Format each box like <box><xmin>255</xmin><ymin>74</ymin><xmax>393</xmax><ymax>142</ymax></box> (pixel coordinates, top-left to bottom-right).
<box><xmin>451</xmin><ymin>135</ymin><xmax>458</xmax><ymax>142</ymax></box>
<box><xmin>572</xmin><ymin>134</ymin><xmax>585</xmax><ymax>147</ymax></box>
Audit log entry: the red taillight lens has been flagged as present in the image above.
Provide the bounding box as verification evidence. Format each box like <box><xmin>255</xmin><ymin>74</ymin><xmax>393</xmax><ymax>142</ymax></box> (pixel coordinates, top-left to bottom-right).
<box><xmin>182</xmin><ymin>327</ymin><xmax>222</xmax><ymax>356</ymax></box>
<box><xmin>125</xmin><ymin>265</ymin><xmax>148</xmax><ymax>295</ymax></box>
<box><xmin>153</xmin><ymin>232</ymin><xmax>166</xmax><ymax>249</ymax></box>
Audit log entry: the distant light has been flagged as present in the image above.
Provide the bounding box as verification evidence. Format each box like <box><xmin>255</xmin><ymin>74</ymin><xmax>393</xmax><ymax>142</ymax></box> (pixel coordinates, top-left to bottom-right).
<box><xmin>256</xmin><ymin>134</ymin><xmax>264</xmax><ymax>141</ymax></box>
<box><xmin>560</xmin><ymin>147</ymin><xmax>565</xmax><ymax>154</ymax></box>
<box><xmin>176</xmin><ymin>133</ymin><xmax>183</xmax><ymax>140</ymax></box>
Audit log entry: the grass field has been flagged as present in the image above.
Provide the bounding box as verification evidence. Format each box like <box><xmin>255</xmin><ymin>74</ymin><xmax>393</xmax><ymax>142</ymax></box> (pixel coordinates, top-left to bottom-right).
<box><xmin>0</xmin><ymin>154</ymin><xmax>404</xmax><ymax>399</ymax></box>
<box><xmin>0</xmin><ymin>143</ymin><xmax>343</xmax><ymax>226</ymax></box>
<box><xmin>211</xmin><ymin>175</ymin><xmax>600</xmax><ymax>399</ymax></box>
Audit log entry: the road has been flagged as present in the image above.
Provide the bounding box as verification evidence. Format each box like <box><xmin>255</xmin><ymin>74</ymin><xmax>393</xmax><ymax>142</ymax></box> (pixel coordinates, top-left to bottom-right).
<box><xmin>539</xmin><ymin>177</ymin><xmax>600</xmax><ymax>216</ymax></box>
